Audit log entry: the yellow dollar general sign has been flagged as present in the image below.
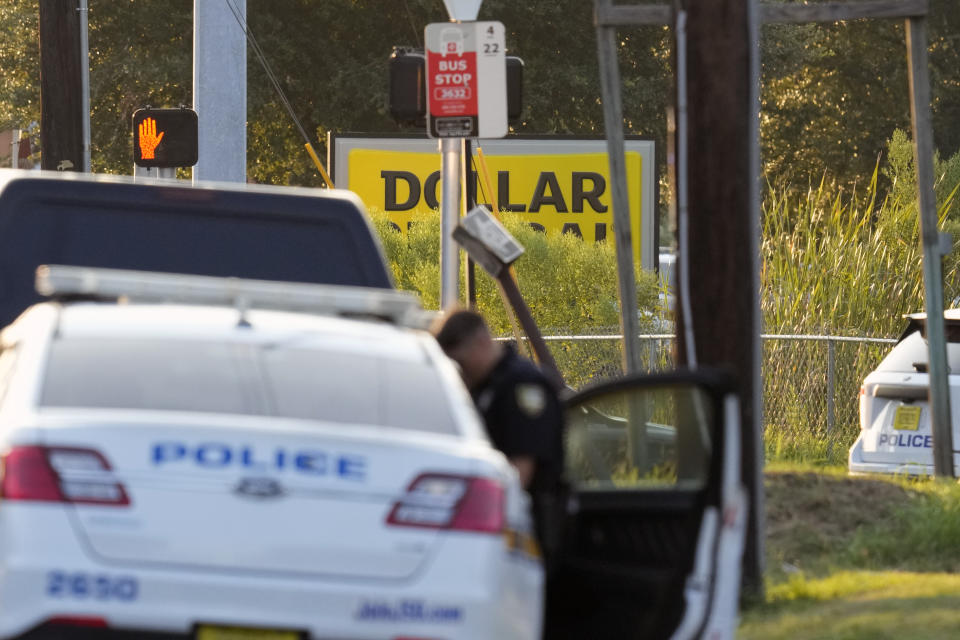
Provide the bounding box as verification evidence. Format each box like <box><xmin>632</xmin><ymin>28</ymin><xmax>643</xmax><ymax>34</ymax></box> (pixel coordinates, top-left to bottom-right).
<box><xmin>328</xmin><ymin>136</ymin><xmax>657</xmax><ymax>270</ymax></box>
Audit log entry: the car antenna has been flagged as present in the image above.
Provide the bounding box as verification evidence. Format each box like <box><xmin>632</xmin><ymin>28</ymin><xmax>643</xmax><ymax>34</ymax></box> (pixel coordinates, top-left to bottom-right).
<box><xmin>234</xmin><ymin>295</ymin><xmax>252</xmax><ymax>329</ymax></box>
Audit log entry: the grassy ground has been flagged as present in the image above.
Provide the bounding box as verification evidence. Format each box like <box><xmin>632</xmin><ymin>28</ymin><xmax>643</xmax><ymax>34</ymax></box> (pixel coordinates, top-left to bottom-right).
<box><xmin>738</xmin><ymin>463</ymin><xmax>960</xmax><ymax>639</ymax></box>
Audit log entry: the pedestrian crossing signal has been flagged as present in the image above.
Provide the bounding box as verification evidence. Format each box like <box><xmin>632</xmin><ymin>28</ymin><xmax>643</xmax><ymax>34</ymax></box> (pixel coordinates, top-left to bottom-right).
<box><xmin>132</xmin><ymin>108</ymin><xmax>198</xmax><ymax>168</ymax></box>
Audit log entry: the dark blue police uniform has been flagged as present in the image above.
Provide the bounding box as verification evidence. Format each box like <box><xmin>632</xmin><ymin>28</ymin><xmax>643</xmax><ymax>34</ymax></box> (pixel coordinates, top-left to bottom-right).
<box><xmin>471</xmin><ymin>345</ymin><xmax>564</xmax><ymax>535</ymax></box>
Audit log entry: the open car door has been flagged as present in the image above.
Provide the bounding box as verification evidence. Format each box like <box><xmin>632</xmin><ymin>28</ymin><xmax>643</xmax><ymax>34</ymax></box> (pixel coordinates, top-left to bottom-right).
<box><xmin>546</xmin><ymin>370</ymin><xmax>747</xmax><ymax>640</ymax></box>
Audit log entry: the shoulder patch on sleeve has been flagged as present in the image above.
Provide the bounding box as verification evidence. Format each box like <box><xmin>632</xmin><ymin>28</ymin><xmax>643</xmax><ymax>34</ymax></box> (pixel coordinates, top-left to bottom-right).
<box><xmin>516</xmin><ymin>384</ymin><xmax>547</xmax><ymax>418</ymax></box>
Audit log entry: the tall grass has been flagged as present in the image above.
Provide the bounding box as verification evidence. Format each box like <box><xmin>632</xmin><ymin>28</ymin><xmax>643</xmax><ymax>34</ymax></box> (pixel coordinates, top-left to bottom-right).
<box><xmin>762</xmin><ymin>168</ymin><xmax>957</xmax><ymax>336</ymax></box>
<box><xmin>760</xmin><ymin>142</ymin><xmax>960</xmax><ymax>463</ymax></box>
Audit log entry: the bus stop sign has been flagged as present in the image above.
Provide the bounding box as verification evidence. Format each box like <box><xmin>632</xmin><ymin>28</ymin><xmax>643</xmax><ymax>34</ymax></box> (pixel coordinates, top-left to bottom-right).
<box><xmin>425</xmin><ymin>21</ymin><xmax>507</xmax><ymax>139</ymax></box>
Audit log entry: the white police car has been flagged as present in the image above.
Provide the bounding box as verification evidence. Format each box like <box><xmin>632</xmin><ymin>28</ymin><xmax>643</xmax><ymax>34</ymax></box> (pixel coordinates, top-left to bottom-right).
<box><xmin>0</xmin><ymin>264</ymin><xmax>748</xmax><ymax>640</ymax></box>
<box><xmin>0</xmin><ymin>266</ymin><xmax>543</xmax><ymax>640</ymax></box>
<box><xmin>850</xmin><ymin>310</ymin><xmax>960</xmax><ymax>475</ymax></box>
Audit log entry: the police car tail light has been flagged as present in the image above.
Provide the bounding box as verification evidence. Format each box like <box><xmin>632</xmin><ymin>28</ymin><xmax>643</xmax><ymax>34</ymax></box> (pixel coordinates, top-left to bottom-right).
<box><xmin>45</xmin><ymin>616</ymin><xmax>109</xmax><ymax>628</ymax></box>
<box><xmin>1</xmin><ymin>446</ymin><xmax>130</xmax><ymax>506</ymax></box>
<box><xmin>1</xmin><ymin>447</ymin><xmax>62</xmax><ymax>502</ymax></box>
<box><xmin>387</xmin><ymin>474</ymin><xmax>504</xmax><ymax>533</ymax></box>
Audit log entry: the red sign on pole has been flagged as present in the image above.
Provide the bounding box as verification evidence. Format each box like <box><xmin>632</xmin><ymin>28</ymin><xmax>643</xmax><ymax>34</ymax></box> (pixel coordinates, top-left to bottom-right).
<box><xmin>427</xmin><ymin>47</ymin><xmax>478</xmax><ymax>119</ymax></box>
<box><xmin>425</xmin><ymin>21</ymin><xmax>506</xmax><ymax>139</ymax></box>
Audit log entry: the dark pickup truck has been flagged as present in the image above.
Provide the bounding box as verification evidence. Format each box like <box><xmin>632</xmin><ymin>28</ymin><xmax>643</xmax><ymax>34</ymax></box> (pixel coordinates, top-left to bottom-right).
<box><xmin>0</xmin><ymin>171</ymin><xmax>393</xmax><ymax>328</ymax></box>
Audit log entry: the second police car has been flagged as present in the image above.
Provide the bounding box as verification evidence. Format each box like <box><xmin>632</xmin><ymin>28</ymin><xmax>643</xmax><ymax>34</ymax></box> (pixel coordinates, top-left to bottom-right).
<box><xmin>850</xmin><ymin>310</ymin><xmax>960</xmax><ymax>475</ymax></box>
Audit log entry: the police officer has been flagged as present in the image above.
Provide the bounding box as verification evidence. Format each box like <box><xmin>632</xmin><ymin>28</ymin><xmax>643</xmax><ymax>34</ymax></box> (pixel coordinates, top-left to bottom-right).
<box><xmin>432</xmin><ymin>310</ymin><xmax>564</xmax><ymax>554</ymax></box>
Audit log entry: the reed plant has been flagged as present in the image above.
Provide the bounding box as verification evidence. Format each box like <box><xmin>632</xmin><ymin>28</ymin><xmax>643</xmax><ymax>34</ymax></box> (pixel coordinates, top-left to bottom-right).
<box><xmin>760</xmin><ymin>131</ymin><xmax>960</xmax><ymax>463</ymax></box>
<box><xmin>762</xmin><ymin>170</ymin><xmax>956</xmax><ymax>337</ymax></box>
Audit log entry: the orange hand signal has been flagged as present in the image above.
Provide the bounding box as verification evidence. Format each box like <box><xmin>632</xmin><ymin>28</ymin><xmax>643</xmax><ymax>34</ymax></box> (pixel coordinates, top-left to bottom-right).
<box><xmin>138</xmin><ymin>117</ymin><xmax>165</xmax><ymax>160</ymax></box>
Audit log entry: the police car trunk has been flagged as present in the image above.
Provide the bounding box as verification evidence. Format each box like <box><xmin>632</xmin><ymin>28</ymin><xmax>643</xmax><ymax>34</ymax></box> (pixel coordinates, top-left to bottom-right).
<box><xmin>26</xmin><ymin>273</ymin><xmax>490</xmax><ymax>582</ymax></box>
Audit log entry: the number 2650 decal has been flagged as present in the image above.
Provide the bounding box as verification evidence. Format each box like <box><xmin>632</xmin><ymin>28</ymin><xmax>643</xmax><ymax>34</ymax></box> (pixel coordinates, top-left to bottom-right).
<box><xmin>46</xmin><ymin>571</ymin><xmax>138</xmax><ymax>601</ymax></box>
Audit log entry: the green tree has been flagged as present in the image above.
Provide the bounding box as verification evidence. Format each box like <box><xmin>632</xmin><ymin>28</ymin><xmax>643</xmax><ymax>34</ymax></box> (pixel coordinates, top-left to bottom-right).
<box><xmin>760</xmin><ymin>0</ymin><xmax>960</xmax><ymax>186</ymax></box>
<box><xmin>0</xmin><ymin>1</ymin><xmax>191</xmax><ymax>174</ymax></box>
<box><xmin>883</xmin><ymin>128</ymin><xmax>960</xmax><ymax>224</ymax></box>
<box><xmin>0</xmin><ymin>1</ymin><xmax>39</xmax><ymax>131</ymax></box>
<box><xmin>0</xmin><ymin>0</ymin><xmax>957</xmax><ymax>193</ymax></box>
<box><xmin>244</xmin><ymin>0</ymin><xmax>671</xmax><ymax>185</ymax></box>
<box><xmin>87</xmin><ymin>0</ymin><xmax>191</xmax><ymax>175</ymax></box>
<box><xmin>245</xmin><ymin>0</ymin><xmax>445</xmax><ymax>186</ymax></box>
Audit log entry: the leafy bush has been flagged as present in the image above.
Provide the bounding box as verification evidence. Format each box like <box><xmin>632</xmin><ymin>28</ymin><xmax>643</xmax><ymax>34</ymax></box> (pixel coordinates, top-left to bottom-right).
<box><xmin>368</xmin><ymin>209</ymin><xmax>662</xmax><ymax>388</ymax></box>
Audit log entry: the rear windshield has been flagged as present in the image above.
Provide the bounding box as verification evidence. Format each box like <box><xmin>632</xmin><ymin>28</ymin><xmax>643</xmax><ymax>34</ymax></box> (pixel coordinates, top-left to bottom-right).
<box><xmin>876</xmin><ymin>330</ymin><xmax>960</xmax><ymax>373</ymax></box>
<box><xmin>40</xmin><ymin>338</ymin><xmax>458</xmax><ymax>434</ymax></box>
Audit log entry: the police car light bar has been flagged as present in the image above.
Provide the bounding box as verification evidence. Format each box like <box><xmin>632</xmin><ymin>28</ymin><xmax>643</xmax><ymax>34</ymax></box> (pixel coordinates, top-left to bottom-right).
<box><xmin>36</xmin><ymin>265</ymin><xmax>429</xmax><ymax>328</ymax></box>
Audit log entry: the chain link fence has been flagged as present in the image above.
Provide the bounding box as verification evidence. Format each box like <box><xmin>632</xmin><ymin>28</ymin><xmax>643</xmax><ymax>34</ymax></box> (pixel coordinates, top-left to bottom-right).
<box><xmin>519</xmin><ymin>333</ymin><xmax>897</xmax><ymax>464</ymax></box>
<box><xmin>760</xmin><ymin>335</ymin><xmax>896</xmax><ymax>462</ymax></box>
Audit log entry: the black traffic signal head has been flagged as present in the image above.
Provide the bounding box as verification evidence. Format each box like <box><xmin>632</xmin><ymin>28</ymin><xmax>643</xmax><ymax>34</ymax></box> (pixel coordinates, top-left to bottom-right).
<box><xmin>506</xmin><ymin>56</ymin><xmax>523</xmax><ymax>123</ymax></box>
<box><xmin>388</xmin><ymin>48</ymin><xmax>523</xmax><ymax>128</ymax></box>
<box><xmin>132</xmin><ymin>108</ymin><xmax>198</xmax><ymax>168</ymax></box>
<box><xmin>389</xmin><ymin>47</ymin><xmax>427</xmax><ymax>127</ymax></box>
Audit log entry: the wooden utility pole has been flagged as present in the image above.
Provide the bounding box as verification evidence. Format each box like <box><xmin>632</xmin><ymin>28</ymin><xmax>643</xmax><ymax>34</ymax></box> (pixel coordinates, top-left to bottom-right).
<box><xmin>38</xmin><ymin>0</ymin><xmax>83</xmax><ymax>172</ymax></box>
<box><xmin>676</xmin><ymin>0</ymin><xmax>764</xmax><ymax>595</ymax></box>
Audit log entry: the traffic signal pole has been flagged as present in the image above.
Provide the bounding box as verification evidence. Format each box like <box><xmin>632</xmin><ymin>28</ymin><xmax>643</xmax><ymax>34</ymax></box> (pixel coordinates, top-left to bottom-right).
<box><xmin>193</xmin><ymin>0</ymin><xmax>246</xmax><ymax>183</ymax></box>
<box><xmin>440</xmin><ymin>138</ymin><xmax>462</xmax><ymax>309</ymax></box>
<box><xmin>134</xmin><ymin>166</ymin><xmax>176</xmax><ymax>181</ymax></box>
<box><xmin>434</xmin><ymin>1</ymin><xmax>493</xmax><ymax>309</ymax></box>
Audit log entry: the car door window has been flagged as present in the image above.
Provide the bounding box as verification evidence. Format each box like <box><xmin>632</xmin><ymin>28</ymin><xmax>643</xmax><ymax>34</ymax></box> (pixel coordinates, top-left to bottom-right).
<box><xmin>565</xmin><ymin>383</ymin><xmax>713</xmax><ymax>491</ymax></box>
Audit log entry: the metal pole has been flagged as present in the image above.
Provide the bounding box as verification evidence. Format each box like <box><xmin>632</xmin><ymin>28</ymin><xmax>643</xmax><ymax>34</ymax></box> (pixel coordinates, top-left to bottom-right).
<box><xmin>594</xmin><ymin>0</ymin><xmax>643</xmax><ymax>375</ymax></box>
<box><xmin>78</xmin><ymin>0</ymin><xmax>90</xmax><ymax>172</ymax></box>
<box><xmin>134</xmin><ymin>166</ymin><xmax>176</xmax><ymax>182</ymax></box>
<box><xmin>11</xmin><ymin>129</ymin><xmax>19</xmax><ymax>170</ymax></box>
<box><xmin>827</xmin><ymin>338</ymin><xmax>836</xmax><ymax>434</ymax></box>
<box><xmin>496</xmin><ymin>270</ymin><xmax>565</xmax><ymax>391</ymax></box>
<box><xmin>194</xmin><ymin>0</ymin><xmax>247</xmax><ymax>183</ymax></box>
<box><xmin>747</xmin><ymin>0</ymin><xmax>767</xmax><ymax>596</ymax></box>
<box><xmin>907</xmin><ymin>16</ymin><xmax>954</xmax><ymax>477</ymax></box>
<box><xmin>464</xmin><ymin>139</ymin><xmax>477</xmax><ymax>309</ymax></box>
<box><xmin>440</xmin><ymin>138</ymin><xmax>461</xmax><ymax>308</ymax></box>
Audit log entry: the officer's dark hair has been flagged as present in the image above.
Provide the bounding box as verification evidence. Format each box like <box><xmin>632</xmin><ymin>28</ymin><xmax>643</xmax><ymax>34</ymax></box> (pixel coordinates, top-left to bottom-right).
<box><xmin>432</xmin><ymin>309</ymin><xmax>489</xmax><ymax>352</ymax></box>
